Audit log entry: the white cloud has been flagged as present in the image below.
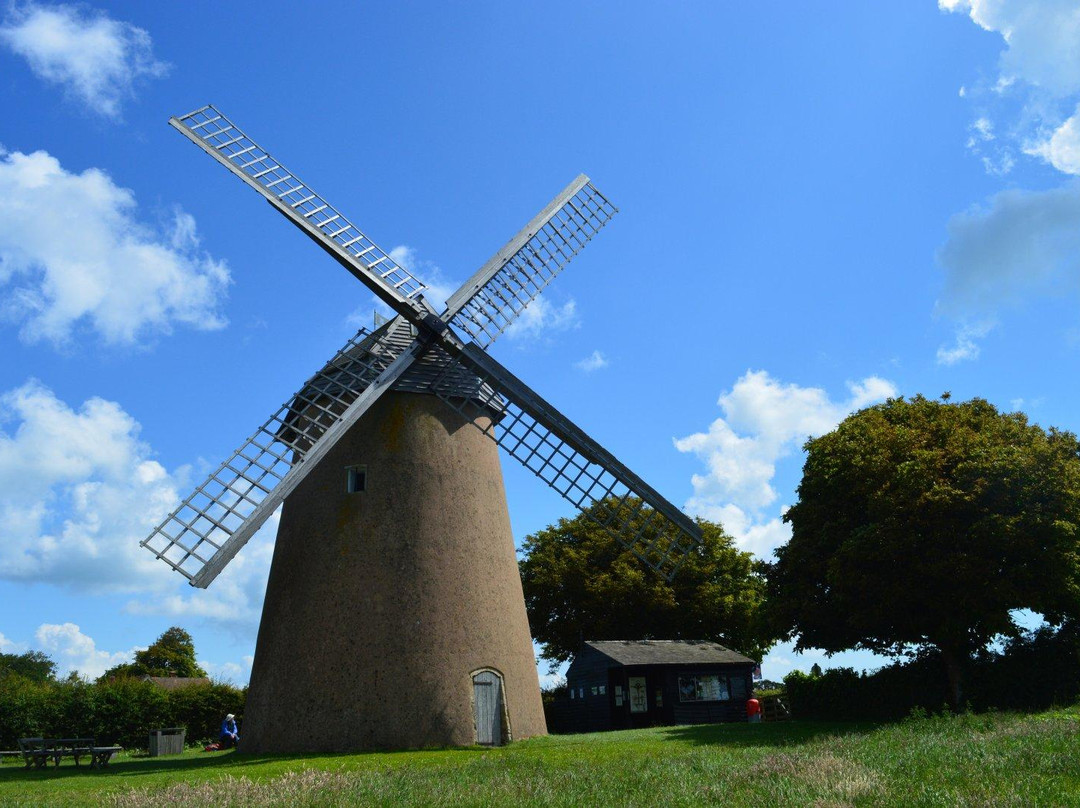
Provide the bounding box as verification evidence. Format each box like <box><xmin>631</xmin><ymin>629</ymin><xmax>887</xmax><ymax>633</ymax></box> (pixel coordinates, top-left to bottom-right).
<box><xmin>574</xmin><ymin>350</ymin><xmax>609</xmax><ymax>372</ymax></box>
<box><xmin>936</xmin><ymin>320</ymin><xmax>996</xmax><ymax>365</ymax></box>
<box><xmin>694</xmin><ymin>503</ymin><xmax>792</xmax><ymax>560</ymax></box>
<box><xmin>0</xmin><ymin>148</ymin><xmax>230</xmax><ymax>347</ymax></box>
<box><xmin>968</xmin><ymin>117</ymin><xmax>995</xmax><ymax>146</ymax></box>
<box><xmin>964</xmin><ymin>117</ymin><xmax>1015</xmax><ymax>176</ymax></box>
<box><xmin>940</xmin><ymin>0</ymin><xmax>1080</xmax><ymax>97</ymax></box>
<box><xmin>937</xmin><ymin>184</ymin><xmax>1080</xmax><ymax>315</ymax></box>
<box><xmin>674</xmin><ymin>371</ymin><xmax>897</xmax><ymax>557</ymax></box>
<box><xmin>0</xmin><ymin>379</ymin><xmax>275</xmax><ymax>636</ymax></box>
<box><xmin>0</xmin><ymin>380</ymin><xmax>185</xmax><ymax>592</ymax></box>
<box><xmin>198</xmin><ymin>654</ymin><xmax>254</xmax><ymax>685</ymax></box>
<box><xmin>943</xmin><ymin>1</ymin><xmax>1080</xmax><ymax>178</ymax></box>
<box><xmin>0</xmin><ymin>3</ymin><xmax>169</xmax><ymax>118</ymax></box>
<box><xmin>34</xmin><ymin>623</ymin><xmax>139</xmax><ymax>679</ymax></box>
<box><xmin>125</xmin><ymin>511</ymin><xmax>277</xmax><ymax>638</ymax></box>
<box><xmin>1026</xmin><ymin>106</ymin><xmax>1080</xmax><ymax>175</ymax></box>
<box><xmin>0</xmin><ymin>631</ymin><xmax>22</xmax><ymax>653</ymax></box>
<box><xmin>504</xmin><ymin>297</ymin><xmax>580</xmax><ymax>341</ymax></box>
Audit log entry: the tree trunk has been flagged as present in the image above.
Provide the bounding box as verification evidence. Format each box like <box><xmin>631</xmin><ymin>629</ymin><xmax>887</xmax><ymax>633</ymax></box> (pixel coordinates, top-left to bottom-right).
<box><xmin>940</xmin><ymin>645</ymin><xmax>965</xmax><ymax>712</ymax></box>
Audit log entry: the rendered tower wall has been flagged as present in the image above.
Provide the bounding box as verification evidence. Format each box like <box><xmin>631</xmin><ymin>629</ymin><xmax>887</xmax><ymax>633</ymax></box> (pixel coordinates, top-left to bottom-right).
<box><xmin>242</xmin><ymin>391</ymin><xmax>547</xmax><ymax>752</ymax></box>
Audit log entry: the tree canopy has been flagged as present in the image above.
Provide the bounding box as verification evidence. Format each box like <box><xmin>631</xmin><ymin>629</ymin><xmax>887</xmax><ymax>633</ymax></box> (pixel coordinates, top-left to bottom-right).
<box><xmin>101</xmin><ymin>626</ymin><xmax>207</xmax><ymax>681</ymax></box>
<box><xmin>0</xmin><ymin>650</ymin><xmax>56</xmax><ymax>683</ymax></box>
<box><xmin>766</xmin><ymin>395</ymin><xmax>1080</xmax><ymax>706</ymax></box>
<box><xmin>519</xmin><ymin>497</ymin><xmax>772</xmax><ymax>666</ymax></box>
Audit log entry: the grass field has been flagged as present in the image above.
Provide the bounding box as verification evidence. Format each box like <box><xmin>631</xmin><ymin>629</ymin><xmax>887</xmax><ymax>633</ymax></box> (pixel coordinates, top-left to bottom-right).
<box><xmin>1</xmin><ymin>707</ymin><xmax>1077</xmax><ymax>807</ymax></box>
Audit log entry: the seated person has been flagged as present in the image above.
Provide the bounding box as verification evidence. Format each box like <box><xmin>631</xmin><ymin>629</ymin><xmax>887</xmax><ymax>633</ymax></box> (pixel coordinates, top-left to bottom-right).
<box><xmin>220</xmin><ymin>713</ymin><xmax>239</xmax><ymax>748</ymax></box>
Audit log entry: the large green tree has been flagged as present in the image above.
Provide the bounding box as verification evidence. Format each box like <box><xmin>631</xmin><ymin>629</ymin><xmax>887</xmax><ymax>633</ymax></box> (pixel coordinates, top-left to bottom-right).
<box><xmin>520</xmin><ymin>497</ymin><xmax>772</xmax><ymax>666</ymax></box>
<box><xmin>766</xmin><ymin>395</ymin><xmax>1080</xmax><ymax>708</ymax></box>
<box><xmin>101</xmin><ymin>627</ymin><xmax>207</xmax><ymax>680</ymax></box>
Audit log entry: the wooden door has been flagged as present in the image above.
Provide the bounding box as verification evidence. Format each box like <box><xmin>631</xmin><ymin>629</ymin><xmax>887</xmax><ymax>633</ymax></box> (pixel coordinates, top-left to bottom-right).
<box><xmin>473</xmin><ymin>670</ymin><xmax>504</xmax><ymax>746</ymax></box>
<box><xmin>628</xmin><ymin>676</ymin><xmax>648</xmax><ymax>714</ymax></box>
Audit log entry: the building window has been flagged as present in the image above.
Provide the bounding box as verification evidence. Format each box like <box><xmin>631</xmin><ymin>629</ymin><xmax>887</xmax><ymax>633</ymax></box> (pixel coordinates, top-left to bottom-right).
<box><xmin>678</xmin><ymin>674</ymin><xmax>730</xmax><ymax>702</ymax></box>
<box><xmin>599</xmin><ymin>685</ymin><xmax>606</xmax><ymax>695</ymax></box>
<box><xmin>345</xmin><ymin>465</ymin><xmax>366</xmax><ymax>493</ymax></box>
<box><xmin>570</xmin><ymin>688</ymin><xmax>575</xmax><ymax>700</ymax></box>
<box><xmin>591</xmin><ymin>686</ymin><xmax>598</xmax><ymax>696</ymax></box>
<box><xmin>579</xmin><ymin>687</ymin><xmax>585</xmax><ymax>699</ymax></box>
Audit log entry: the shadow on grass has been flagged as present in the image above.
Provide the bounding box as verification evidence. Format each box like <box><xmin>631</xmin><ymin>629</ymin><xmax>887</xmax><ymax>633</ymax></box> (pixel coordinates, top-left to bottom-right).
<box><xmin>0</xmin><ymin>744</ymin><xmax>485</xmax><ymax>785</ymax></box>
<box><xmin>659</xmin><ymin>719</ymin><xmax>881</xmax><ymax>748</ymax></box>
<box><xmin>0</xmin><ymin>752</ymin><xmax>247</xmax><ymax>784</ymax></box>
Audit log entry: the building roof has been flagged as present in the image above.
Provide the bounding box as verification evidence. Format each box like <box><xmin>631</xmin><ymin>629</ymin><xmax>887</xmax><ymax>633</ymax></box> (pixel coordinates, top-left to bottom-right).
<box><xmin>141</xmin><ymin>676</ymin><xmax>211</xmax><ymax>690</ymax></box>
<box><xmin>584</xmin><ymin>640</ymin><xmax>755</xmax><ymax>667</ymax></box>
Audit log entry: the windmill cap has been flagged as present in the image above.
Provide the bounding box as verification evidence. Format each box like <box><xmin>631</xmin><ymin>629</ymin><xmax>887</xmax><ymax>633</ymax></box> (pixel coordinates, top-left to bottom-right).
<box><xmin>226</xmin><ymin>714</ymin><xmax>235</xmax><ymax>720</ymax></box>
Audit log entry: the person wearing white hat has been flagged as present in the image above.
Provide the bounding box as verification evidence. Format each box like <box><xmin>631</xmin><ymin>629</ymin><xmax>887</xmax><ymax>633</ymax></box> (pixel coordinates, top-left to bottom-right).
<box><xmin>220</xmin><ymin>713</ymin><xmax>239</xmax><ymax>748</ymax></box>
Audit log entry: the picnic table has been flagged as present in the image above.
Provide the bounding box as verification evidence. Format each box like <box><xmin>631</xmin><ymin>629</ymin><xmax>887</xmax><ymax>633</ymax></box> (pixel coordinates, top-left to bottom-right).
<box><xmin>17</xmin><ymin>737</ymin><xmax>123</xmax><ymax>769</ymax></box>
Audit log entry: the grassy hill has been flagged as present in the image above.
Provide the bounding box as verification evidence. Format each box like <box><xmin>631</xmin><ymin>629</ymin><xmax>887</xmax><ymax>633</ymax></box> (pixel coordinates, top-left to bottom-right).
<box><xmin>1</xmin><ymin>707</ymin><xmax>1077</xmax><ymax>807</ymax></box>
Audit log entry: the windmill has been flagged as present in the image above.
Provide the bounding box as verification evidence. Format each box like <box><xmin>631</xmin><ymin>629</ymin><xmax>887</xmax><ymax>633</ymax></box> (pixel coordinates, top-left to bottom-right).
<box><xmin>141</xmin><ymin>105</ymin><xmax>703</xmax><ymax>752</ymax></box>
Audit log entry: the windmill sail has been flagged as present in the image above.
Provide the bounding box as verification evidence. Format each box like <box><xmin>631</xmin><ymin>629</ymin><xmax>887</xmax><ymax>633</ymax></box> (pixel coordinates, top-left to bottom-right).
<box><xmin>442</xmin><ymin>175</ymin><xmax>617</xmax><ymax>347</ymax></box>
<box><xmin>141</xmin><ymin>324</ymin><xmax>426</xmax><ymax>587</ymax></box>
<box><xmin>146</xmin><ymin>104</ymin><xmax>687</xmax><ymax>589</ymax></box>
<box><xmin>430</xmin><ymin>344</ymin><xmax>702</xmax><ymax>579</ymax></box>
<box><xmin>169</xmin><ymin>106</ymin><xmax>431</xmax><ymax>322</ymax></box>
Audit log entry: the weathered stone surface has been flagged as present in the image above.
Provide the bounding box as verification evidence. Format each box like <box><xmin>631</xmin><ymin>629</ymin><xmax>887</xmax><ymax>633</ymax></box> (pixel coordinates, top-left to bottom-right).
<box><xmin>242</xmin><ymin>392</ymin><xmax>546</xmax><ymax>753</ymax></box>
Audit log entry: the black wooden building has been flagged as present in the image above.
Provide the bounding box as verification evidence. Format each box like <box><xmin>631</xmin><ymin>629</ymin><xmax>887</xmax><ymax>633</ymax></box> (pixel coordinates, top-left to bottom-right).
<box><xmin>553</xmin><ymin>640</ymin><xmax>757</xmax><ymax>733</ymax></box>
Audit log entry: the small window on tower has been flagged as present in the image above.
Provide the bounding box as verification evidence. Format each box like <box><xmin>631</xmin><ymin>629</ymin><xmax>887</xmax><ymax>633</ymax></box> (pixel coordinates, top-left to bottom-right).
<box><xmin>345</xmin><ymin>465</ymin><xmax>366</xmax><ymax>493</ymax></box>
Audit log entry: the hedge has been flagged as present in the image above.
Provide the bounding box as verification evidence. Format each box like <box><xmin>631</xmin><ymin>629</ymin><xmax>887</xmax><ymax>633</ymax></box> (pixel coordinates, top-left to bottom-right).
<box><xmin>782</xmin><ymin>622</ymin><xmax>1080</xmax><ymax>721</ymax></box>
<box><xmin>0</xmin><ymin>676</ymin><xmax>245</xmax><ymax>750</ymax></box>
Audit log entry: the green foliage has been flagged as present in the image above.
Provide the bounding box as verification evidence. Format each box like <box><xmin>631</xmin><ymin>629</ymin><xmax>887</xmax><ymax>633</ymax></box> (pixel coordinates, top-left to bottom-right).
<box><xmin>767</xmin><ymin>395</ymin><xmax>1080</xmax><ymax>705</ymax></box>
<box><xmin>781</xmin><ymin>621</ymin><xmax>1080</xmax><ymax>721</ymax></box>
<box><xmin>101</xmin><ymin>626</ymin><xmax>207</xmax><ymax>681</ymax></box>
<box><xmin>0</xmin><ymin>650</ymin><xmax>57</xmax><ymax>683</ymax></box>
<box><xmin>0</xmin><ymin>675</ymin><xmax>55</xmax><ymax>742</ymax></box>
<box><xmin>0</xmin><ymin>675</ymin><xmax>245</xmax><ymax>749</ymax></box>
<box><xmin>166</xmin><ymin>680</ymin><xmax>246</xmax><ymax>745</ymax></box>
<box><xmin>519</xmin><ymin>497</ymin><xmax>773</xmax><ymax>665</ymax></box>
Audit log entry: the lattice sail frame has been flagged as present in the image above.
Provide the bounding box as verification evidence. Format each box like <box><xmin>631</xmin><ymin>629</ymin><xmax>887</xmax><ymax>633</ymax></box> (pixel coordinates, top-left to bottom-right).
<box><xmin>430</xmin><ymin>346</ymin><xmax>702</xmax><ymax>577</ymax></box>
<box><xmin>141</xmin><ymin>326</ymin><xmax>410</xmax><ymax>583</ymax></box>
<box><xmin>170</xmin><ymin>106</ymin><xmax>428</xmax><ymax>308</ymax></box>
<box><xmin>444</xmin><ymin>177</ymin><xmax>617</xmax><ymax>347</ymax></box>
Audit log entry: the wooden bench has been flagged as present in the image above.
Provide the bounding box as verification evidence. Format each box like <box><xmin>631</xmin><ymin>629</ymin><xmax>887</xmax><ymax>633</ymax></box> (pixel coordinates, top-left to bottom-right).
<box><xmin>17</xmin><ymin>737</ymin><xmax>123</xmax><ymax>769</ymax></box>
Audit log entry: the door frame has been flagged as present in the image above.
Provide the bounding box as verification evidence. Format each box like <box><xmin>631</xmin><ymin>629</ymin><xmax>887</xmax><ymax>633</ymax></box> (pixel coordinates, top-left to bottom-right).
<box><xmin>470</xmin><ymin>667</ymin><xmax>511</xmax><ymax>745</ymax></box>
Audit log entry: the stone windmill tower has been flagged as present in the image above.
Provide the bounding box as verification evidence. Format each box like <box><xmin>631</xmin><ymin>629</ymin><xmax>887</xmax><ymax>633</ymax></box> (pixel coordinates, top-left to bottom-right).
<box><xmin>142</xmin><ymin>106</ymin><xmax>703</xmax><ymax>753</ymax></box>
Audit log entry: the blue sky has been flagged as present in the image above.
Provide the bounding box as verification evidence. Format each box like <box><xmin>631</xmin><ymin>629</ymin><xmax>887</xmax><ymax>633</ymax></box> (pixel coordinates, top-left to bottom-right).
<box><xmin>1</xmin><ymin>1</ymin><xmax>1078</xmax><ymax>685</ymax></box>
